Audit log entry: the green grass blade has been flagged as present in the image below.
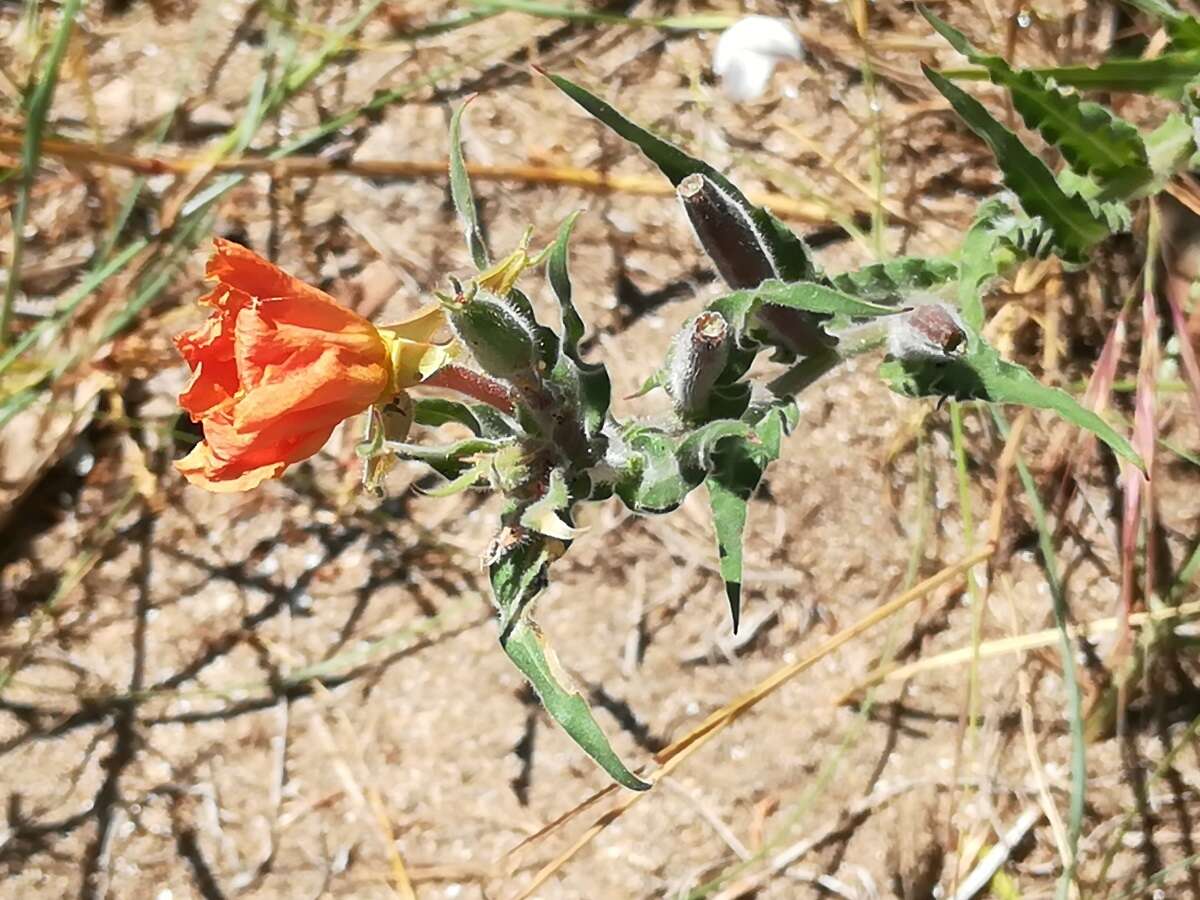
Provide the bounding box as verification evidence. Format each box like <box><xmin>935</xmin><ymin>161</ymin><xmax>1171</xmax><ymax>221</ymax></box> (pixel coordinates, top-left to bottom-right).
<box><xmin>992</xmin><ymin>409</ymin><xmax>1084</xmax><ymax>897</ymax></box>
<box><xmin>1</xmin><ymin>0</ymin><xmax>83</xmax><ymax>346</ymax></box>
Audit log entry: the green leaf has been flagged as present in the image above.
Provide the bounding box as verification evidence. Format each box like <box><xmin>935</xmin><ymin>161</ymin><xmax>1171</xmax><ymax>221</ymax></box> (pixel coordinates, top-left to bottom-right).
<box><xmin>957</xmin><ymin>199</ymin><xmax>1024</xmax><ymax>330</ymax></box>
<box><xmin>412</xmin><ymin>397</ymin><xmax>519</xmax><ymax>438</ymax></box>
<box><xmin>503</xmin><ymin>621</ymin><xmax>650</xmax><ymax>790</ymax></box>
<box><xmin>545</xmin><ymin>72</ymin><xmax>819</xmax><ymax>281</ymax></box>
<box><xmin>829</xmin><ymin>256</ymin><xmax>958</xmax><ymax>302</ymax></box>
<box><xmin>703</xmin><ymin>401</ymin><xmax>797</xmax><ymax>631</ymax></box>
<box><xmin>615</xmin><ymin>427</ymin><xmax>697</xmax><ymax>513</ymax></box>
<box><xmin>490</xmin><ymin>532</ymin><xmax>648</xmax><ymax>791</ymax></box>
<box><xmin>923</xmin><ymin>64</ymin><xmax>1110</xmax><ymax>260</ymax></box>
<box><xmin>449</xmin><ymin>100</ymin><xmax>490</xmax><ymax>269</ymax></box>
<box><xmin>712</xmin><ymin>279</ymin><xmax>895</xmax><ymax>342</ymax></box>
<box><xmin>921</xmin><ymin>7</ymin><xmax>1152</xmax><ymax>195</ymax></box>
<box><xmin>1022</xmin><ymin>53</ymin><xmax>1200</xmax><ymax>99</ymax></box>
<box><xmin>1121</xmin><ymin>0</ymin><xmax>1200</xmax><ymax>50</ymax></box>
<box><xmin>546</xmin><ymin>211</ymin><xmax>612</xmax><ymax>437</ymax></box>
<box><xmin>677</xmin><ymin>420</ymin><xmax>753</xmax><ymax>476</ymax></box>
<box><xmin>880</xmin><ymin>337</ymin><xmax>1142</xmax><ymax>469</ymax></box>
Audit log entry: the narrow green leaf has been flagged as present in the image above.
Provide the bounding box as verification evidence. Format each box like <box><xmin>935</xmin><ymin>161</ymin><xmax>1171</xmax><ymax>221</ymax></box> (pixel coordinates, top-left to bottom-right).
<box><xmin>712</xmin><ymin>279</ymin><xmax>894</xmax><ymax>341</ymax></box>
<box><xmin>1024</xmin><ymin>53</ymin><xmax>1200</xmax><ymax>98</ymax></box>
<box><xmin>449</xmin><ymin>100</ymin><xmax>490</xmax><ymax>269</ymax></box>
<box><xmin>924</xmin><ymin>65</ymin><xmax>1110</xmax><ymax>260</ymax></box>
<box><xmin>922</xmin><ymin>7</ymin><xmax>1152</xmax><ymax>193</ymax></box>
<box><xmin>503</xmin><ymin>621</ymin><xmax>650</xmax><ymax>790</ymax></box>
<box><xmin>490</xmin><ymin>532</ymin><xmax>648</xmax><ymax>791</ymax></box>
<box><xmin>703</xmin><ymin>402</ymin><xmax>796</xmax><ymax>632</ymax></box>
<box><xmin>545</xmin><ymin>72</ymin><xmax>819</xmax><ymax>281</ymax></box>
<box><xmin>412</xmin><ymin>397</ymin><xmax>519</xmax><ymax>438</ymax></box>
<box><xmin>880</xmin><ymin>338</ymin><xmax>1142</xmax><ymax>468</ymax></box>
<box><xmin>545</xmin><ymin>211</ymin><xmax>611</xmax><ymax>437</ymax></box>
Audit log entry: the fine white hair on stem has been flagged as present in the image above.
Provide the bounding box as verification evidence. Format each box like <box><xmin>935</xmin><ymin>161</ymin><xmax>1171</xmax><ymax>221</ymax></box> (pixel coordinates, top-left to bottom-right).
<box><xmin>712</xmin><ymin>16</ymin><xmax>804</xmax><ymax>102</ymax></box>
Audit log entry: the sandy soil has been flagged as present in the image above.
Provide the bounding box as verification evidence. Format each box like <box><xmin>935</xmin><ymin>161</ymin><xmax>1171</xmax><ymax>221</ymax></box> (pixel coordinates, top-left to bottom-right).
<box><xmin>3</xmin><ymin>1</ymin><xmax>1200</xmax><ymax>898</ymax></box>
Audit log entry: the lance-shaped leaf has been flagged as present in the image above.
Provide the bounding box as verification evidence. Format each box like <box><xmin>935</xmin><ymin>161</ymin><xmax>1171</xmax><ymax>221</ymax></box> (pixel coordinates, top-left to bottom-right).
<box><xmin>704</xmin><ymin>401</ymin><xmax>799</xmax><ymax>632</ymax></box>
<box><xmin>924</xmin><ymin>65</ymin><xmax>1111</xmax><ymax>260</ymax></box>
<box><xmin>503</xmin><ymin>621</ymin><xmax>650</xmax><ymax>791</ymax></box>
<box><xmin>546</xmin><ymin>211</ymin><xmax>612</xmax><ymax>438</ymax></box>
<box><xmin>1005</xmin><ymin>53</ymin><xmax>1200</xmax><ymax>99</ymax></box>
<box><xmin>1122</xmin><ymin>0</ymin><xmax>1200</xmax><ymax>50</ymax></box>
<box><xmin>545</xmin><ymin>71</ymin><xmax>819</xmax><ymax>282</ymax></box>
<box><xmin>829</xmin><ymin>256</ymin><xmax>959</xmax><ymax>302</ymax></box>
<box><xmin>449</xmin><ymin>100</ymin><xmax>490</xmax><ymax>269</ymax></box>
<box><xmin>922</xmin><ymin>7</ymin><xmax>1151</xmax><ymax>196</ymax></box>
<box><xmin>490</xmin><ymin>531</ymin><xmax>648</xmax><ymax>791</ymax></box>
<box><xmin>879</xmin><ymin>337</ymin><xmax>1142</xmax><ymax>469</ymax></box>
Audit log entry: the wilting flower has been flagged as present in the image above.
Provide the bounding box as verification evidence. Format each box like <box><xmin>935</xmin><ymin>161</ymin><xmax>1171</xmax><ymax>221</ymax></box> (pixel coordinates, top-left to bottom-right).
<box><xmin>175</xmin><ymin>238</ymin><xmax>454</xmax><ymax>492</ymax></box>
<box><xmin>712</xmin><ymin>16</ymin><xmax>804</xmax><ymax>102</ymax></box>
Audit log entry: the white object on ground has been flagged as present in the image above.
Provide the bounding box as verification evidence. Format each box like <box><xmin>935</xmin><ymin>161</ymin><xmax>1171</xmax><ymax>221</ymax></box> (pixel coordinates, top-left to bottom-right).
<box><xmin>712</xmin><ymin>16</ymin><xmax>804</xmax><ymax>102</ymax></box>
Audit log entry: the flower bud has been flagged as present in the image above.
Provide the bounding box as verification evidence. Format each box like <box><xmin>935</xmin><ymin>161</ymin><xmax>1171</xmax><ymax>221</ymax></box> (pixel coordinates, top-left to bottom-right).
<box><xmin>445</xmin><ymin>289</ymin><xmax>537</xmax><ymax>378</ymax></box>
<box><xmin>666</xmin><ymin>311</ymin><xmax>731</xmax><ymax>419</ymax></box>
<box><xmin>886</xmin><ymin>303</ymin><xmax>968</xmax><ymax>361</ymax></box>
<box><xmin>678</xmin><ymin>172</ymin><xmax>778</xmax><ymax>289</ymax></box>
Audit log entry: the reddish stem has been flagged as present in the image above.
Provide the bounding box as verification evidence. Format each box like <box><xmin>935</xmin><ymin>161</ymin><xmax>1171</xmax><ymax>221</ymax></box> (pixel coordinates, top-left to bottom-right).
<box><xmin>423</xmin><ymin>365</ymin><xmax>515</xmax><ymax>414</ymax></box>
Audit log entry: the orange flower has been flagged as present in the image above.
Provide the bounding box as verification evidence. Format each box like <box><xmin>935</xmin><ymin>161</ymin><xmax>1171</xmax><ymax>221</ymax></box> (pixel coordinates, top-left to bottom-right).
<box><xmin>175</xmin><ymin>239</ymin><xmax>450</xmax><ymax>492</ymax></box>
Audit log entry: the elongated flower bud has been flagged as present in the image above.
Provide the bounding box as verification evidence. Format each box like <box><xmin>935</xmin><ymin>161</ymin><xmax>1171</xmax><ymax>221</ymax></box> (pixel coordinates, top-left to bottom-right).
<box><xmin>678</xmin><ymin>173</ymin><xmax>778</xmax><ymax>289</ymax></box>
<box><xmin>886</xmin><ymin>302</ymin><xmax>968</xmax><ymax>361</ymax></box>
<box><xmin>678</xmin><ymin>173</ymin><xmax>830</xmax><ymax>356</ymax></box>
<box><xmin>445</xmin><ymin>289</ymin><xmax>537</xmax><ymax>378</ymax></box>
<box><xmin>666</xmin><ymin>310</ymin><xmax>731</xmax><ymax>419</ymax></box>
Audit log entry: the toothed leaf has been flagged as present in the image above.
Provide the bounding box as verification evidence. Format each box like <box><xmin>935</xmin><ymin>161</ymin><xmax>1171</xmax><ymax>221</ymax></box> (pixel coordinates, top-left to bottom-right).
<box><xmin>924</xmin><ymin>64</ymin><xmax>1110</xmax><ymax>260</ymax></box>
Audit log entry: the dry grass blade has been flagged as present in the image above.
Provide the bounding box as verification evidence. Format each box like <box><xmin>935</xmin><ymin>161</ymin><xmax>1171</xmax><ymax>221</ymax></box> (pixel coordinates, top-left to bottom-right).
<box><xmin>840</xmin><ymin>598</ymin><xmax>1200</xmax><ymax>697</ymax></box>
<box><xmin>506</xmin><ymin>548</ymin><xmax>991</xmax><ymax>898</ymax></box>
<box><xmin>0</xmin><ymin>132</ymin><xmax>841</xmax><ymax>223</ymax></box>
